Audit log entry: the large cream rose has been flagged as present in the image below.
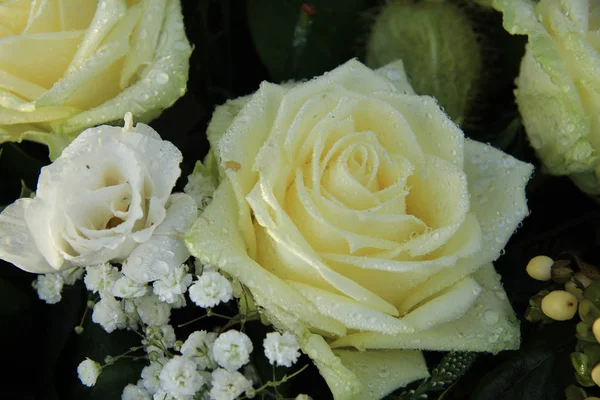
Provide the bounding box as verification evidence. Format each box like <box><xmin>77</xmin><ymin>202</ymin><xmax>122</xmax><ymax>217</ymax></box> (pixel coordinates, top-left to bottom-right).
<box><xmin>495</xmin><ymin>0</ymin><xmax>600</xmax><ymax>196</ymax></box>
<box><xmin>0</xmin><ymin>0</ymin><xmax>192</xmax><ymax>159</ymax></box>
<box><xmin>186</xmin><ymin>60</ymin><xmax>533</xmax><ymax>399</ymax></box>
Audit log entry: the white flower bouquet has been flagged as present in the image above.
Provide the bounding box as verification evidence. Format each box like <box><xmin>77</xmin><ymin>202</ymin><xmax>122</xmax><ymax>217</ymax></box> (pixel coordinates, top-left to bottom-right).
<box><xmin>1</xmin><ymin>1</ymin><xmax>600</xmax><ymax>400</ymax></box>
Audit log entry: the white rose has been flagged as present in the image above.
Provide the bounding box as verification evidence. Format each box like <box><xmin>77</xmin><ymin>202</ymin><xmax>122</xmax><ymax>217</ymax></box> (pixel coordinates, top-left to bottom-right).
<box><xmin>186</xmin><ymin>60</ymin><xmax>533</xmax><ymax>399</ymax></box>
<box><xmin>0</xmin><ymin>0</ymin><xmax>192</xmax><ymax>159</ymax></box>
<box><xmin>0</xmin><ymin>113</ymin><xmax>196</xmax><ymax>277</ymax></box>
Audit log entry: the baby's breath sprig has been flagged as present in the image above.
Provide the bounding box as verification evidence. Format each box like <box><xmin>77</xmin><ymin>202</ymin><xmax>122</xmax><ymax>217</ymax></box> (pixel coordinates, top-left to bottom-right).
<box><xmin>395</xmin><ymin>352</ymin><xmax>477</xmax><ymax>400</ymax></box>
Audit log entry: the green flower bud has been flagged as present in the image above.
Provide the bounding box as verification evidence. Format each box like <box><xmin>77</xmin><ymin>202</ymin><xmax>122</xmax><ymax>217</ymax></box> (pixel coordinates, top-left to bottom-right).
<box><xmin>494</xmin><ymin>0</ymin><xmax>600</xmax><ymax>196</ymax></box>
<box><xmin>366</xmin><ymin>0</ymin><xmax>482</xmax><ymax>125</ymax></box>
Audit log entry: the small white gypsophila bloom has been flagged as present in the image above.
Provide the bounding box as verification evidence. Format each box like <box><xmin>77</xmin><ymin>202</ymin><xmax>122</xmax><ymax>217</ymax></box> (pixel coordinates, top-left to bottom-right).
<box><xmin>263</xmin><ymin>332</ymin><xmax>301</xmax><ymax>367</ymax></box>
<box><xmin>184</xmin><ymin>168</ymin><xmax>216</xmax><ymax>210</ymax></box>
<box><xmin>134</xmin><ymin>294</ymin><xmax>171</xmax><ymax>326</ymax></box>
<box><xmin>60</xmin><ymin>267</ymin><xmax>84</xmax><ymax>285</ymax></box>
<box><xmin>188</xmin><ymin>271</ymin><xmax>233</xmax><ymax>308</ymax></box>
<box><xmin>146</xmin><ymin>325</ymin><xmax>176</xmax><ymax>354</ymax></box>
<box><xmin>180</xmin><ymin>330</ymin><xmax>218</xmax><ymax>370</ymax></box>
<box><xmin>212</xmin><ymin>330</ymin><xmax>253</xmax><ymax>372</ymax></box>
<box><xmin>113</xmin><ymin>276</ymin><xmax>148</xmax><ymax>299</ymax></box>
<box><xmin>159</xmin><ymin>356</ymin><xmax>204</xmax><ymax>398</ymax></box>
<box><xmin>77</xmin><ymin>358</ymin><xmax>102</xmax><ymax>387</ymax></box>
<box><xmin>92</xmin><ymin>295</ymin><xmax>127</xmax><ymax>333</ymax></box>
<box><xmin>209</xmin><ymin>368</ymin><xmax>252</xmax><ymax>400</ymax></box>
<box><xmin>122</xmin><ymin>383</ymin><xmax>151</xmax><ymax>400</ymax></box>
<box><xmin>169</xmin><ymin>294</ymin><xmax>187</xmax><ymax>309</ymax></box>
<box><xmin>32</xmin><ymin>273</ymin><xmax>64</xmax><ymax>304</ymax></box>
<box><xmin>153</xmin><ymin>263</ymin><xmax>193</xmax><ymax>304</ymax></box>
<box><xmin>84</xmin><ymin>263</ymin><xmax>122</xmax><ymax>297</ymax></box>
<box><xmin>141</xmin><ymin>359</ymin><xmax>167</xmax><ymax>395</ymax></box>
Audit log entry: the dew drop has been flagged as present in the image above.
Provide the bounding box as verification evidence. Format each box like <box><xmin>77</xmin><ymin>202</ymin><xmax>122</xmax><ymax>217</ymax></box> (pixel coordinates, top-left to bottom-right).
<box><xmin>155</xmin><ymin>72</ymin><xmax>169</xmax><ymax>85</ymax></box>
<box><xmin>386</xmin><ymin>70</ymin><xmax>400</xmax><ymax>81</ymax></box>
<box><xmin>174</xmin><ymin>41</ymin><xmax>188</xmax><ymax>51</ymax></box>
<box><xmin>483</xmin><ymin>310</ymin><xmax>499</xmax><ymax>325</ymax></box>
<box><xmin>530</xmin><ymin>135</ymin><xmax>543</xmax><ymax>149</ymax></box>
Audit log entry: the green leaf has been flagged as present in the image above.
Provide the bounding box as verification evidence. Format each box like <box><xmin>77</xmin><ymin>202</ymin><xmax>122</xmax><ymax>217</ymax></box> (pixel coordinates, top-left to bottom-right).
<box><xmin>248</xmin><ymin>0</ymin><xmax>370</xmax><ymax>81</ymax></box>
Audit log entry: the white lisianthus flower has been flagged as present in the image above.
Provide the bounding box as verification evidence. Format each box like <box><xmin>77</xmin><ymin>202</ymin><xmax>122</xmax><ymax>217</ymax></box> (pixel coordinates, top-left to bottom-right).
<box><xmin>0</xmin><ymin>115</ymin><xmax>196</xmax><ymax>277</ymax></box>
<box><xmin>209</xmin><ymin>369</ymin><xmax>252</xmax><ymax>400</ymax></box>
<box><xmin>92</xmin><ymin>295</ymin><xmax>127</xmax><ymax>333</ymax></box>
<box><xmin>263</xmin><ymin>332</ymin><xmax>301</xmax><ymax>368</ymax></box>
<box><xmin>185</xmin><ymin>60</ymin><xmax>533</xmax><ymax>399</ymax></box>
<box><xmin>0</xmin><ymin>0</ymin><xmax>192</xmax><ymax>160</ymax></box>
<box><xmin>135</xmin><ymin>294</ymin><xmax>171</xmax><ymax>326</ymax></box>
<box><xmin>212</xmin><ymin>330</ymin><xmax>253</xmax><ymax>372</ymax></box>
<box><xmin>153</xmin><ymin>264</ymin><xmax>193</xmax><ymax>304</ymax></box>
<box><xmin>122</xmin><ymin>384</ymin><xmax>152</xmax><ymax>400</ymax></box>
<box><xmin>159</xmin><ymin>356</ymin><xmax>204</xmax><ymax>398</ymax></box>
<box><xmin>181</xmin><ymin>330</ymin><xmax>218</xmax><ymax>370</ymax></box>
<box><xmin>188</xmin><ymin>271</ymin><xmax>233</xmax><ymax>308</ymax></box>
<box><xmin>32</xmin><ymin>273</ymin><xmax>64</xmax><ymax>304</ymax></box>
<box><xmin>77</xmin><ymin>358</ymin><xmax>102</xmax><ymax>387</ymax></box>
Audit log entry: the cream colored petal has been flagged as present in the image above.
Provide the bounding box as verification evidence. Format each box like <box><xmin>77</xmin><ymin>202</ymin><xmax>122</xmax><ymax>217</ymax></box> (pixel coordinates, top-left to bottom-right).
<box><xmin>0</xmin><ymin>89</ymin><xmax>35</xmax><ymax>112</ymax></box>
<box><xmin>0</xmin><ymin>199</ymin><xmax>57</xmax><ymax>273</ymax></box>
<box><xmin>206</xmin><ymin>95</ymin><xmax>252</xmax><ymax>153</ymax></box>
<box><xmin>398</xmin><ymin>140</ymin><xmax>532</xmax><ymax>315</ymax></box>
<box><xmin>58</xmin><ymin>0</ymin><xmax>98</xmax><ymax>31</ymax></box>
<box><xmin>373</xmin><ymin>92</ymin><xmax>465</xmax><ymax>168</ymax></box>
<box><xmin>120</xmin><ymin>0</ymin><xmax>166</xmax><ymax>89</ymax></box>
<box><xmin>35</xmin><ymin>37</ymin><xmax>128</xmax><ymax>108</ymax></box>
<box><xmin>0</xmin><ymin>0</ymin><xmax>30</xmax><ymax>36</ymax></box>
<box><xmin>53</xmin><ymin>0</ymin><xmax>191</xmax><ymax>141</ymax></box>
<box><xmin>288</xmin><ymin>281</ymin><xmax>413</xmax><ymax>334</ymax></box>
<box><xmin>248</xmin><ymin>178</ymin><xmax>399</xmax><ymax>316</ymax></box>
<box><xmin>0</xmin><ymin>105</ymin><xmax>78</xmax><ymax>125</ymax></box>
<box><xmin>333</xmin><ymin>349</ymin><xmax>429</xmax><ymax>400</ymax></box>
<box><xmin>65</xmin><ymin>0</ymin><xmax>127</xmax><ymax>74</ymax></box>
<box><xmin>23</xmin><ymin>0</ymin><xmax>60</xmax><ymax>34</ymax></box>
<box><xmin>185</xmin><ymin>181</ymin><xmax>347</xmax><ymax>336</ymax></box>
<box><xmin>24</xmin><ymin>196</ymin><xmax>65</xmax><ymax>270</ymax></box>
<box><xmin>331</xmin><ymin>264</ymin><xmax>520</xmax><ymax>354</ymax></box>
<box><xmin>0</xmin><ymin>69</ymin><xmax>46</xmax><ymax>101</ymax></box>
<box><xmin>214</xmin><ymin>83</ymin><xmax>287</xmax><ymax>261</ymax></box>
<box><xmin>0</xmin><ymin>31</ymin><xmax>85</xmax><ymax>89</ymax></box>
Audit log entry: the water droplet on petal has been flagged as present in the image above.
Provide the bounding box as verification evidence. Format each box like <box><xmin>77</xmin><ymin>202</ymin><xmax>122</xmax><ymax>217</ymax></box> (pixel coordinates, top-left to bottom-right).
<box><xmin>155</xmin><ymin>72</ymin><xmax>169</xmax><ymax>85</ymax></box>
<box><xmin>483</xmin><ymin>310</ymin><xmax>499</xmax><ymax>325</ymax></box>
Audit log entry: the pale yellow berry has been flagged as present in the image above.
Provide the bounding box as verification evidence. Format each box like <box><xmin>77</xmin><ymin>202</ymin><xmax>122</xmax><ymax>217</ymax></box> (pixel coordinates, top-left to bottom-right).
<box><xmin>593</xmin><ymin>318</ymin><xmax>600</xmax><ymax>343</ymax></box>
<box><xmin>574</xmin><ymin>272</ymin><xmax>594</xmax><ymax>288</ymax></box>
<box><xmin>592</xmin><ymin>363</ymin><xmax>600</xmax><ymax>387</ymax></box>
<box><xmin>526</xmin><ymin>255</ymin><xmax>554</xmax><ymax>281</ymax></box>
<box><xmin>541</xmin><ymin>290</ymin><xmax>578</xmax><ymax>321</ymax></box>
<box><xmin>565</xmin><ymin>280</ymin><xmax>585</xmax><ymax>301</ymax></box>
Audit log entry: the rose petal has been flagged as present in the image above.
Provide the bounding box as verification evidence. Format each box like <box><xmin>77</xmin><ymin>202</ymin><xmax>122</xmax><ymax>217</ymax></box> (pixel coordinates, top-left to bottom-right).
<box><xmin>333</xmin><ymin>349</ymin><xmax>429</xmax><ymax>400</ymax></box>
<box><xmin>0</xmin><ymin>30</ymin><xmax>85</xmax><ymax>88</ymax></box>
<box><xmin>186</xmin><ymin>181</ymin><xmax>347</xmax><ymax>336</ymax></box>
<box><xmin>374</xmin><ymin>59</ymin><xmax>416</xmax><ymax>95</ymax></box>
<box><xmin>397</xmin><ymin>140</ymin><xmax>532</xmax><ymax>314</ymax></box>
<box><xmin>0</xmin><ymin>199</ymin><xmax>56</xmax><ymax>273</ymax></box>
<box><xmin>330</xmin><ymin>263</ymin><xmax>520</xmax><ymax>354</ymax></box>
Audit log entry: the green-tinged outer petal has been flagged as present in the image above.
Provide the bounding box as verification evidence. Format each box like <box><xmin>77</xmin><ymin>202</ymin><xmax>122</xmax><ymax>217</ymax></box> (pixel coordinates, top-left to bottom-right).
<box><xmin>494</xmin><ymin>0</ymin><xmax>600</xmax><ymax>194</ymax></box>
<box><xmin>185</xmin><ymin>180</ymin><xmax>347</xmax><ymax>337</ymax></box>
<box><xmin>330</xmin><ymin>263</ymin><xmax>521</xmax><ymax>354</ymax></box>
<box><xmin>333</xmin><ymin>349</ymin><xmax>429</xmax><ymax>400</ymax></box>
<box><xmin>374</xmin><ymin>59</ymin><xmax>415</xmax><ymax>95</ymax></box>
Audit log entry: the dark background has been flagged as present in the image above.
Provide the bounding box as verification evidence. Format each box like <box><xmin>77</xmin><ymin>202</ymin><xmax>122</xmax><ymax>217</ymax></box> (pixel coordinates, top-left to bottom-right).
<box><xmin>1</xmin><ymin>0</ymin><xmax>599</xmax><ymax>399</ymax></box>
